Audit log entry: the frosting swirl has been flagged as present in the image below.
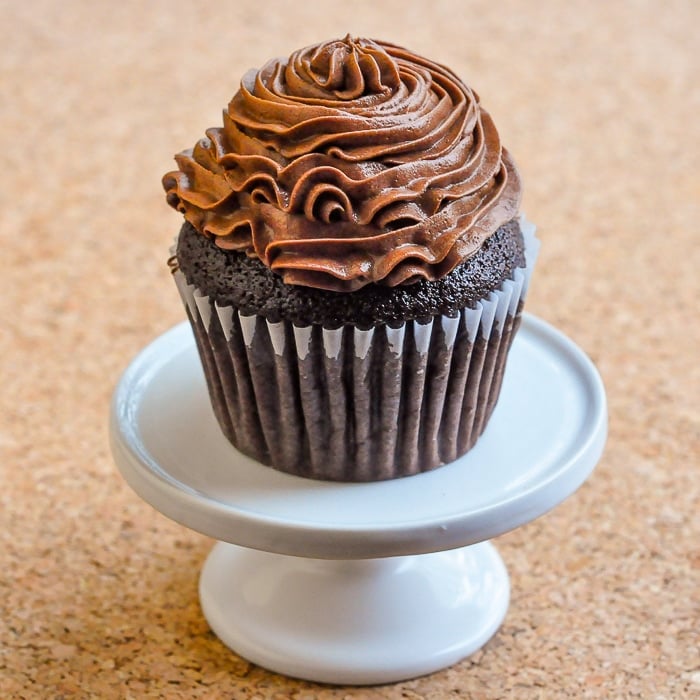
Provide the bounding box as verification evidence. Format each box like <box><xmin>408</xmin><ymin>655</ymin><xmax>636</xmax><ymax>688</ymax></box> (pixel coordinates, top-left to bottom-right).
<box><xmin>163</xmin><ymin>36</ymin><xmax>521</xmax><ymax>292</ymax></box>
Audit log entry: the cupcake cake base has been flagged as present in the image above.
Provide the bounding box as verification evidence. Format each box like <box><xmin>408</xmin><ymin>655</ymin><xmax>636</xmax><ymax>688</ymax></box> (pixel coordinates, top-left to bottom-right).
<box><xmin>173</xmin><ymin>218</ymin><xmax>539</xmax><ymax>481</ymax></box>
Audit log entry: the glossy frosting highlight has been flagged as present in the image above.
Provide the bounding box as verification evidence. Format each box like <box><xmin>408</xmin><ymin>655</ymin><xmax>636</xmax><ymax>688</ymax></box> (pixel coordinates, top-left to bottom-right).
<box><xmin>163</xmin><ymin>36</ymin><xmax>521</xmax><ymax>292</ymax></box>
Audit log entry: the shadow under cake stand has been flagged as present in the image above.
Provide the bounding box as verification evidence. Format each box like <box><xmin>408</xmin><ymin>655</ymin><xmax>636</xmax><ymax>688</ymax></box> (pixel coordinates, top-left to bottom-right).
<box><xmin>110</xmin><ymin>314</ymin><xmax>607</xmax><ymax>685</ymax></box>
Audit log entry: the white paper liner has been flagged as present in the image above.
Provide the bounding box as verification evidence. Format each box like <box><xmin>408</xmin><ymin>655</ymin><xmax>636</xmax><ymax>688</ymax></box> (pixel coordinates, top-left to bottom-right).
<box><xmin>172</xmin><ymin>218</ymin><xmax>539</xmax><ymax>481</ymax></box>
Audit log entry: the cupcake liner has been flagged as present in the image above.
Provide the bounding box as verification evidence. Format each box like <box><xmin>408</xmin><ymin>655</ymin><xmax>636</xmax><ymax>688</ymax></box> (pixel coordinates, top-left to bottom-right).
<box><xmin>173</xmin><ymin>217</ymin><xmax>539</xmax><ymax>481</ymax></box>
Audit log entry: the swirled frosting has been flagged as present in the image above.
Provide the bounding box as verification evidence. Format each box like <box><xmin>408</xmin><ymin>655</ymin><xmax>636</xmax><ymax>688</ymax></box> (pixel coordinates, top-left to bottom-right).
<box><xmin>163</xmin><ymin>36</ymin><xmax>522</xmax><ymax>292</ymax></box>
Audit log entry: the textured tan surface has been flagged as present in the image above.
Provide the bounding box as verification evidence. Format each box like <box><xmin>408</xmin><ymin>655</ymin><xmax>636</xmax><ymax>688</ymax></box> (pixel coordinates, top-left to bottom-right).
<box><xmin>1</xmin><ymin>1</ymin><xmax>698</xmax><ymax>697</ymax></box>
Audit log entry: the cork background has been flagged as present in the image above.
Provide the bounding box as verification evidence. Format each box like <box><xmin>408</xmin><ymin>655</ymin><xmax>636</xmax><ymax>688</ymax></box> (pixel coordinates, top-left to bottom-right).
<box><xmin>1</xmin><ymin>0</ymin><xmax>698</xmax><ymax>697</ymax></box>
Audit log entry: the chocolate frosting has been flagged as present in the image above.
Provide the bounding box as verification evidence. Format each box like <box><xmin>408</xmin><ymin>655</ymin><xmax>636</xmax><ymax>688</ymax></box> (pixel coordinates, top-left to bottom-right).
<box><xmin>163</xmin><ymin>36</ymin><xmax>522</xmax><ymax>292</ymax></box>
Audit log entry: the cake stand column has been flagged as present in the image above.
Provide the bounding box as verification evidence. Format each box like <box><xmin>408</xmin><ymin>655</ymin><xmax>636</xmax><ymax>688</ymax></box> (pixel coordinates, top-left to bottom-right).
<box><xmin>199</xmin><ymin>540</ymin><xmax>510</xmax><ymax>685</ymax></box>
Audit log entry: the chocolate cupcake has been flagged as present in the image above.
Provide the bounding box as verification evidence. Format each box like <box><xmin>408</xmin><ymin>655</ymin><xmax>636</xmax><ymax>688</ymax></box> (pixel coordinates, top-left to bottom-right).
<box><xmin>163</xmin><ymin>36</ymin><xmax>538</xmax><ymax>481</ymax></box>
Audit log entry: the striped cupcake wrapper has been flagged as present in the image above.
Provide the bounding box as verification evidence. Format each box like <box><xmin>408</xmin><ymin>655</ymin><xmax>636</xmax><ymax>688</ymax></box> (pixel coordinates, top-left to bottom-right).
<box><xmin>173</xmin><ymin>217</ymin><xmax>539</xmax><ymax>481</ymax></box>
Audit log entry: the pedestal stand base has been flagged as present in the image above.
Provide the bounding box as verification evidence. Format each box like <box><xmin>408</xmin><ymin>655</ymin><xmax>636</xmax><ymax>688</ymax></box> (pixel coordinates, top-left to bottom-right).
<box><xmin>111</xmin><ymin>315</ymin><xmax>607</xmax><ymax>685</ymax></box>
<box><xmin>200</xmin><ymin>541</ymin><xmax>509</xmax><ymax>685</ymax></box>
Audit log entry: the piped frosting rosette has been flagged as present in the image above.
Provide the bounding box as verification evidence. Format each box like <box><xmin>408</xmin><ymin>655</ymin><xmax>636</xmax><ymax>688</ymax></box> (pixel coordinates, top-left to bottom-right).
<box><xmin>164</xmin><ymin>36</ymin><xmax>521</xmax><ymax>292</ymax></box>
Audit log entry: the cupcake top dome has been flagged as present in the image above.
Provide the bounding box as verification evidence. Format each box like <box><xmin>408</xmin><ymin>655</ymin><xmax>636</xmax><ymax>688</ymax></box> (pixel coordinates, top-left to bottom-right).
<box><xmin>163</xmin><ymin>36</ymin><xmax>521</xmax><ymax>292</ymax></box>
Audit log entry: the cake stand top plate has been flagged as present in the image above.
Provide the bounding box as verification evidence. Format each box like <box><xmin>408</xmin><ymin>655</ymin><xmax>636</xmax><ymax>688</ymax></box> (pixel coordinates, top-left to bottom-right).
<box><xmin>110</xmin><ymin>314</ymin><xmax>607</xmax><ymax>559</ymax></box>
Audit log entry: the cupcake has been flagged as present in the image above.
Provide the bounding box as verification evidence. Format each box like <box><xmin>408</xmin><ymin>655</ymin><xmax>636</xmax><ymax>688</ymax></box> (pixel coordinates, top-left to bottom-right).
<box><xmin>163</xmin><ymin>36</ymin><xmax>538</xmax><ymax>481</ymax></box>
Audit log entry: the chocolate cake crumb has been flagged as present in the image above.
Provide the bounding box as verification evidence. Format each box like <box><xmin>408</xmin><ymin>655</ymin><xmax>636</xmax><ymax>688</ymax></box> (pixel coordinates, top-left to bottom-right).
<box><xmin>176</xmin><ymin>219</ymin><xmax>525</xmax><ymax>329</ymax></box>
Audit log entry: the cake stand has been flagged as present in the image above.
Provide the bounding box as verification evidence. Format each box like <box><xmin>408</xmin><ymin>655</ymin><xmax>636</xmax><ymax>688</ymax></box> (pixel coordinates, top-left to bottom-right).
<box><xmin>109</xmin><ymin>314</ymin><xmax>607</xmax><ymax>685</ymax></box>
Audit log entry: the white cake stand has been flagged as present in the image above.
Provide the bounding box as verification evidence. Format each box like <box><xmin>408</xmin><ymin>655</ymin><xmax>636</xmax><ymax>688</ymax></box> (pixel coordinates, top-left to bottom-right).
<box><xmin>110</xmin><ymin>314</ymin><xmax>606</xmax><ymax>685</ymax></box>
